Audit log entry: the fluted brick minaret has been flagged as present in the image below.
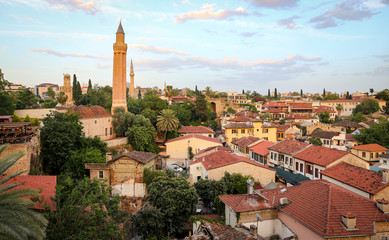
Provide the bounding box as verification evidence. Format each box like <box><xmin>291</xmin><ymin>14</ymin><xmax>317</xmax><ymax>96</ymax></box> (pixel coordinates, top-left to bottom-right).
<box><xmin>129</xmin><ymin>59</ymin><xmax>135</xmax><ymax>99</ymax></box>
<box><xmin>111</xmin><ymin>21</ymin><xmax>128</xmax><ymax>114</ymax></box>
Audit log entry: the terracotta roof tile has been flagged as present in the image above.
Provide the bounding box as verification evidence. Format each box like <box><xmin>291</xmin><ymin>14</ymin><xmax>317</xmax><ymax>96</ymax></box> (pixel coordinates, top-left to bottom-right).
<box><xmin>289</xmin><ymin>102</ymin><xmax>312</xmax><ymax>108</ymax></box>
<box><xmin>178</xmin><ymin>126</ymin><xmax>215</xmax><ymax>134</ymax></box>
<box><xmin>5</xmin><ymin>175</ymin><xmax>57</xmax><ymax>210</ymax></box>
<box><xmin>73</xmin><ymin>105</ymin><xmax>111</xmax><ymax>119</ymax></box>
<box><xmin>190</xmin><ymin>151</ymin><xmax>275</xmax><ymax>172</ymax></box>
<box><xmin>268</xmin><ymin>139</ymin><xmax>310</xmax><ymax>155</ymax></box>
<box><xmin>277</xmin><ymin>125</ymin><xmax>290</xmax><ymax>132</ymax></box>
<box><xmin>261</xmin><ymin>180</ymin><xmax>389</xmax><ymax>237</ymax></box>
<box><xmin>219</xmin><ymin>194</ymin><xmax>271</xmax><ymax>212</ymax></box>
<box><xmin>231</xmin><ymin>136</ymin><xmax>260</xmax><ymax>147</ymax></box>
<box><xmin>315</xmin><ymin>106</ymin><xmax>336</xmax><ymax>113</ymax></box>
<box><xmin>249</xmin><ymin>141</ymin><xmax>274</xmax><ymax>156</ymax></box>
<box><xmin>165</xmin><ymin>134</ymin><xmax>221</xmax><ymax>144</ymax></box>
<box><xmin>332</xmin><ymin>121</ymin><xmax>360</xmax><ymax>128</ymax></box>
<box><xmin>351</xmin><ymin>143</ymin><xmax>388</xmax><ymax>152</ymax></box>
<box><xmin>285</xmin><ymin>115</ymin><xmax>308</xmax><ymax>120</ymax></box>
<box><xmin>262</xmin><ymin>109</ymin><xmax>286</xmax><ymax>113</ymax></box>
<box><xmin>293</xmin><ymin>145</ymin><xmax>349</xmax><ymax>167</ymax></box>
<box><xmin>267</xmin><ymin>102</ymin><xmax>287</xmax><ymax>107</ymax></box>
<box><xmin>321</xmin><ymin>162</ymin><xmax>389</xmax><ymax>194</ymax></box>
<box><xmin>224</xmin><ymin>123</ymin><xmax>253</xmax><ymax>129</ymax></box>
<box><xmin>310</xmin><ymin>131</ymin><xmax>338</xmax><ymax>139</ymax></box>
<box><xmin>235</xmin><ymin>111</ymin><xmax>259</xmax><ymax>117</ymax></box>
<box><xmin>228</xmin><ymin>116</ymin><xmax>253</xmax><ymax>122</ymax></box>
<box><xmin>111</xmin><ymin>151</ymin><xmax>158</xmax><ymax>164</ymax></box>
<box><xmin>195</xmin><ymin>146</ymin><xmax>233</xmax><ymax>156</ymax></box>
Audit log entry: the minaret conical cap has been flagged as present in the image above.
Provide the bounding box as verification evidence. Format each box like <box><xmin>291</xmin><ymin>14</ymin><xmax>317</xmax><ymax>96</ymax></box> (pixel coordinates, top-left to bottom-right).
<box><xmin>116</xmin><ymin>21</ymin><xmax>124</xmax><ymax>34</ymax></box>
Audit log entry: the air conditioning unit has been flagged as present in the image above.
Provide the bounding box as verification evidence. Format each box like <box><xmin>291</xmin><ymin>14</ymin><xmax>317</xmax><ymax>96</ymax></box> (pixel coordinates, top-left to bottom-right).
<box><xmin>280</xmin><ymin>197</ymin><xmax>288</xmax><ymax>205</ymax></box>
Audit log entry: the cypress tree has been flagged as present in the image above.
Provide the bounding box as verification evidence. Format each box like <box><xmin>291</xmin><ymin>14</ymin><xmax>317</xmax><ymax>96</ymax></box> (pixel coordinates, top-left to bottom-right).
<box><xmin>274</xmin><ymin>88</ymin><xmax>278</xmax><ymax>98</ymax></box>
<box><xmin>268</xmin><ymin>89</ymin><xmax>270</xmax><ymax>97</ymax></box>
<box><xmin>138</xmin><ymin>88</ymin><xmax>142</xmax><ymax>99</ymax></box>
<box><xmin>323</xmin><ymin>88</ymin><xmax>326</xmax><ymax>97</ymax></box>
<box><xmin>300</xmin><ymin>89</ymin><xmax>303</xmax><ymax>97</ymax></box>
<box><xmin>72</xmin><ymin>74</ymin><xmax>77</xmax><ymax>99</ymax></box>
<box><xmin>88</xmin><ymin>79</ymin><xmax>92</xmax><ymax>93</ymax></box>
<box><xmin>242</xmin><ymin>89</ymin><xmax>245</xmax><ymax>94</ymax></box>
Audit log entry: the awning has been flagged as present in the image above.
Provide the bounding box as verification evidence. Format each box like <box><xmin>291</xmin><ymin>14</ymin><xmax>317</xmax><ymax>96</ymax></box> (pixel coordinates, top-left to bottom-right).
<box><xmin>270</xmin><ymin>166</ymin><xmax>310</xmax><ymax>185</ymax></box>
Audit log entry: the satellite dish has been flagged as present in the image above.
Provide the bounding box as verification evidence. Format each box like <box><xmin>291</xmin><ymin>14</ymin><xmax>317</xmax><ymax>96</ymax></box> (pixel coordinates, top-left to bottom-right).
<box><xmin>255</xmin><ymin>213</ymin><xmax>262</xmax><ymax>221</ymax></box>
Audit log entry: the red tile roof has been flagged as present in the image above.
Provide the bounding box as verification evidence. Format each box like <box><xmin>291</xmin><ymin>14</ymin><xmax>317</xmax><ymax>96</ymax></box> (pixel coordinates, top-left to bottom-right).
<box><xmin>195</xmin><ymin>146</ymin><xmax>233</xmax><ymax>157</ymax></box>
<box><xmin>231</xmin><ymin>136</ymin><xmax>260</xmax><ymax>147</ymax></box>
<box><xmin>111</xmin><ymin>151</ymin><xmax>158</xmax><ymax>164</ymax></box>
<box><xmin>261</xmin><ymin>180</ymin><xmax>389</xmax><ymax>238</ymax></box>
<box><xmin>6</xmin><ymin>175</ymin><xmax>57</xmax><ymax>211</ymax></box>
<box><xmin>262</xmin><ymin>109</ymin><xmax>286</xmax><ymax>113</ymax></box>
<box><xmin>249</xmin><ymin>141</ymin><xmax>274</xmax><ymax>156</ymax></box>
<box><xmin>285</xmin><ymin>115</ymin><xmax>308</xmax><ymax>120</ymax></box>
<box><xmin>277</xmin><ymin>125</ymin><xmax>290</xmax><ymax>132</ymax></box>
<box><xmin>73</xmin><ymin>105</ymin><xmax>111</xmax><ymax>119</ymax></box>
<box><xmin>332</xmin><ymin>121</ymin><xmax>360</xmax><ymax>128</ymax></box>
<box><xmin>321</xmin><ymin>162</ymin><xmax>389</xmax><ymax>194</ymax></box>
<box><xmin>224</xmin><ymin>123</ymin><xmax>253</xmax><ymax>129</ymax></box>
<box><xmin>235</xmin><ymin>111</ymin><xmax>259</xmax><ymax>117</ymax></box>
<box><xmin>267</xmin><ymin>102</ymin><xmax>287</xmax><ymax>107</ymax></box>
<box><xmin>189</xmin><ymin>221</ymin><xmax>258</xmax><ymax>240</ymax></box>
<box><xmin>228</xmin><ymin>116</ymin><xmax>253</xmax><ymax>122</ymax></box>
<box><xmin>310</xmin><ymin>131</ymin><xmax>338</xmax><ymax>139</ymax></box>
<box><xmin>178</xmin><ymin>126</ymin><xmax>214</xmax><ymax>134</ymax></box>
<box><xmin>351</xmin><ymin>143</ymin><xmax>388</xmax><ymax>152</ymax></box>
<box><xmin>315</xmin><ymin>106</ymin><xmax>336</xmax><ymax>113</ymax></box>
<box><xmin>219</xmin><ymin>194</ymin><xmax>271</xmax><ymax>212</ymax></box>
<box><xmin>190</xmin><ymin>151</ymin><xmax>275</xmax><ymax>172</ymax></box>
<box><xmin>289</xmin><ymin>102</ymin><xmax>312</xmax><ymax>108</ymax></box>
<box><xmin>165</xmin><ymin>134</ymin><xmax>221</xmax><ymax>144</ymax></box>
<box><xmin>293</xmin><ymin>145</ymin><xmax>349</xmax><ymax>167</ymax></box>
<box><xmin>268</xmin><ymin>139</ymin><xmax>310</xmax><ymax>155</ymax></box>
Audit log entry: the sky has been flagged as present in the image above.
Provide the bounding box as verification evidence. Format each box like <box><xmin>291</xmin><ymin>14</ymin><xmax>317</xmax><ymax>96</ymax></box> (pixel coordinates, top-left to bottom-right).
<box><xmin>0</xmin><ymin>0</ymin><xmax>388</xmax><ymax>95</ymax></box>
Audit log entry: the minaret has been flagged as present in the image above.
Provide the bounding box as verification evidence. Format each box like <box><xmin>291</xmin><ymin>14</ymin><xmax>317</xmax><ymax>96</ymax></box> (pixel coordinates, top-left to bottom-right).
<box><xmin>129</xmin><ymin>59</ymin><xmax>135</xmax><ymax>99</ymax></box>
<box><xmin>111</xmin><ymin>21</ymin><xmax>128</xmax><ymax>114</ymax></box>
<box><xmin>163</xmin><ymin>82</ymin><xmax>167</xmax><ymax>95</ymax></box>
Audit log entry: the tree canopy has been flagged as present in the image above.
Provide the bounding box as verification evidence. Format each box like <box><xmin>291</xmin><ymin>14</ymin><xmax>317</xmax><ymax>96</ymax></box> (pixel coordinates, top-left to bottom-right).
<box><xmin>354</xmin><ymin>122</ymin><xmax>389</xmax><ymax>148</ymax></box>
<box><xmin>353</xmin><ymin>99</ymin><xmax>380</xmax><ymax>115</ymax></box>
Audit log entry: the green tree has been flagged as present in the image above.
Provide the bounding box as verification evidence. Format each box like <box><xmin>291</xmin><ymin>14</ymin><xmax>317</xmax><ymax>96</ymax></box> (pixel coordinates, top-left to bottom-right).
<box><xmin>43</xmin><ymin>99</ymin><xmax>58</xmax><ymax>108</ymax></box>
<box><xmin>141</xmin><ymin>95</ymin><xmax>168</xmax><ymax>112</ymax></box>
<box><xmin>370</xmin><ymin>88</ymin><xmax>374</xmax><ymax>95</ymax></box>
<box><xmin>354</xmin><ymin>123</ymin><xmax>389</xmax><ymax>148</ymax></box>
<box><xmin>375</xmin><ymin>89</ymin><xmax>389</xmax><ymax>101</ymax></box>
<box><xmin>323</xmin><ymin>88</ymin><xmax>326</xmax><ymax>97</ymax></box>
<box><xmin>40</xmin><ymin>112</ymin><xmax>83</xmax><ymax>175</ymax></box>
<box><xmin>227</xmin><ymin>107</ymin><xmax>236</xmax><ymax>114</ymax></box>
<box><xmin>72</xmin><ymin>74</ymin><xmax>77</xmax><ymax>101</ymax></box>
<box><xmin>220</xmin><ymin>172</ymin><xmax>253</xmax><ymax>194</ymax></box>
<box><xmin>23</xmin><ymin>114</ymin><xmax>32</xmax><ymax>123</ymax></box>
<box><xmin>350</xmin><ymin>112</ymin><xmax>367</xmax><ymax>122</ymax></box>
<box><xmin>0</xmin><ymin>70</ymin><xmax>11</xmax><ymax>90</ymax></box>
<box><xmin>87</xmin><ymin>79</ymin><xmax>93</xmax><ymax>94</ymax></box>
<box><xmin>354</xmin><ymin>99</ymin><xmax>380</xmax><ymax>115</ymax></box>
<box><xmin>336</xmin><ymin>104</ymin><xmax>343</xmax><ymax>117</ymax></box>
<box><xmin>279</xmin><ymin>118</ymin><xmax>286</xmax><ymax>125</ymax></box>
<box><xmin>194</xmin><ymin>179</ymin><xmax>227</xmax><ymax>208</ymax></box>
<box><xmin>127</xmin><ymin>98</ymin><xmax>143</xmax><ymax>114</ymax></box>
<box><xmin>56</xmin><ymin>92</ymin><xmax>68</xmax><ymax>106</ymax></box>
<box><xmin>194</xmin><ymin>94</ymin><xmax>209</xmax><ymax>122</ymax></box>
<box><xmin>156</xmin><ymin>109</ymin><xmax>179</xmax><ymax>143</ymax></box>
<box><xmin>300</xmin><ymin>89</ymin><xmax>303</xmax><ymax>97</ymax></box>
<box><xmin>268</xmin><ymin>89</ymin><xmax>270</xmax><ymax>98</ymax></box>
<box><xmin>132</xmin><ymin>208</ymin><xmax>165</xmax><ymax>239</ymax></box>
<box><xmin>170</xmin><ymin>104</ymin><xmax>192</xmax><ymax>126</ymax></box>
<box><xmin>112</xmin><ymin>108</ymin><xmax>135</xmax><ymax>137</ymax></box>
<box><xmin>143</xmin><ymin>169</ymin><xmax>167</xmax><ymax>188</ymax></box>
<box><xmin>12</xmin><ymin>114</ymin><xmax>22</xmax><ymax>122</ymax></box>
<box><xmin>47</xmin><ymin>87</ymin><xmax>56</xmax><ymax>100</ymax></box>
<box><xmin>0</xmin><ymin>145</ymin><xmax>48</xmax><ymax>240</ymax></box>
<box><xmin>63</xmin><ymin>147</ymin><xmax>106</xmax><ymax>179</ymax></box>
<box><xmin>45</xmin><ymin>177</ymin><xmax>125</xmax><ymax>240</ymax></box>
<box><xmin>274</xmin><ymin>88</ymin><xmax>278</xmax><ymax>98</ymax></box>
<box><xmin>0</xmin><ymin>91</ymin><xmax>14</xmax><ymax>115</ymax></box>
<box><xmin>318</xmin><ymin>112</ymin><xmax>332</xmax><ymax>124</ymax></box>
<box><xmin>141</xmin><ymin>108</ymin><xmax>157</xmax><ymax>126</ymax></box>
<box><xmin>309</xmin><ymin>136</ymin><xmax>323</xmax><ymax>146</ymax></box>
<box><xmin>127</xmin><ymin>124</ymin><xmax>157</xmax><ymax>152</ymax></box>
<box><xmin>147</xmin><ymin>176</ymin><xmax>198</xmax><ymax>236</ymax></box>
<box><xmin>323</xmin><ymin>93</ymin><xmax>339</xmax><ymax>100</ymax></box>
<box><xmin>15</xmin><ymin>88</ymin><xmax>39</xmax><ymax>109</ymax></box>
<box><xmin>205</xmin><ymin>86</ymin><xmax>212</xmax><ymax>97</ymax></box>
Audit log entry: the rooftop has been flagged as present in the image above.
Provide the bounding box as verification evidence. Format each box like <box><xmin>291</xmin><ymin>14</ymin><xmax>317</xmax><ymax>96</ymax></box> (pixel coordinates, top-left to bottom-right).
<box><xmin>195</xmin><ymin>146</ymin><xmax>233</xmax><ymax>157</ymax></box>
<box><xmin>231</xmin><ymin>136</ymin><xmax>260</xmax><ymax>147</ymax></box>
<box><xmin>228</xmin><ymin>116</ymin><xmax>253</xmax><ymax>122</ymax></box>
<box><xmin>351</xmin><ymin>143</ymin><xmax>388</xmax><ymax>152</ymax></box>
<box><xmin>165</xmin><ymin>134</ymin><xmax>221</xmax><ymax>144</ymax></box>
<box><xmin>321</xmin><ymin>162</ymin><xmax>389</xmax><ymax>194</ymax></box>
<box><xmin>219</xmin><ymin>194</ymin><xmax>271</xmax><ymax>212</ymax></box>
<box><xmin>111</xmin><ymin>151</ymin><xmax>158</xmax><ymax>164</ymax></box>
<box><xmin>332</xmin><ymin>121</ymin><xmax>360</xmax><ymax>128</ymax></box>
<box><xmin>178</xmin><ymin>126</ymin><xmax>214</xmax><ymax>134</ymax></box>
<box><xmin>72</xmin><ymin>105</ymin><xmax>111</xmax><ymax>119</ymax></box>
<box><xmin>310</xmin><ymin>131</ymin><xmax>338</xmax><ymax>139</ymax></box>
<box><xmin>293</xmin><ymin>145</ymin><xmax>349</xmax><ymax>167</ymax></box>
<box><xmin>249</xmin><ymin>141</ymin><xmax>274</xmax><ymax>156</ymax></box>
<box><xmin>224</xmin><ymin>123</ymin><xmax>253</xmax><ymax>129</ymax></box>
<box><xmin>268</xmin><ymin>139</ymin><xmax>310</xmax><ymax>155</ymax></box>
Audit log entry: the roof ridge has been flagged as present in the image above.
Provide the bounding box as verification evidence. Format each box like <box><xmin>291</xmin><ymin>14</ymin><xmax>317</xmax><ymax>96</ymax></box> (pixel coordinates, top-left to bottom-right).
<box><xmin>324</xmin><ymin>182</ymin><xmax>332</xmax><ymax>236</ymax></box>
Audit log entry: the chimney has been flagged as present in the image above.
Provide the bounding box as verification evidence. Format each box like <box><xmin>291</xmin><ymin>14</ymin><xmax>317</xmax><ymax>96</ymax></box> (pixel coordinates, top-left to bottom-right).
<box><xmin>377</xmin><ymin>199</ymin><xmax>389</xmax><ymax>214</ymax></box>
<box><xmin>106</xmin><ymin>153</ymin><xmax>112</xmax><ymax>162</ymax></box>
<box><xmin>383</xmin><ymin>170</ymin><xmax>388</xmax><ymax>184</ymax></box>
<box><xmin>341</xmin><ymin>213</ymin><xmax>357</xmax><ymax>230</ymax></box>
<box><xmin>247</xmin><ymin>178</ymin><xmax>254</xmax><ymax>194</ymax></box>
<box><xmin>249</xmin><ymin>224</ymin><xmax>257</xmax><ymax>236</ymax></box>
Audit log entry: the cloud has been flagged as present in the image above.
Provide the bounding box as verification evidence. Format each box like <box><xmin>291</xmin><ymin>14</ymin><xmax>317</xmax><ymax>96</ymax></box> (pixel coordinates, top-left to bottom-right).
<box><xmin>277</xmin><ymin>16</ymin><xmax>300</xmax><ymax>29</ymax></box>
<box><xmin>174</xmin><ymin>0</ymin><xmax>190</xmax><ymax>6</ymax></box>
<box><xmin>30</xmin><ymin>49</ymin><xmax>111</xmax><ymax>59</ymax></box>
<box><xmin>309</xmin><ymin>0</ymin><xmax>377</xmax><ymax>29</ymax></box>
<box><xmin>129</xmin><ymin>45</ymin><xmax>189</xmax><ymax>56</ymax></box>
<box><xmin>382</xmin><ymin>0</ymin><xmax>389</xmax><ymax>5</ymax></box>
<box><xmin>174</xmin><ymin>4</ymin><xmax>248</xmax><ymax>23</ymax></box>
<box><xmin>43</xmin><ymin>0</ymin><xmax>100</xmax><ymax>15</ymax></box>
<box><xmin>376</xmin><ymin>55</ymin><xmax>389</xmax><ymax>62</ymax></box>
<box><xmin>248</xmin><ymin>0</ymin><xmax>299</xmax><ymax>9</ymax></box>
<box><xmin>138</xmin><ymin>37</ymin><xmax>147</xmax><ymax>42</ymax></box>
<box><xmin>240</xmin><ymin>32</ymin><xmax>258</xmax><ymax>37</ymax></box>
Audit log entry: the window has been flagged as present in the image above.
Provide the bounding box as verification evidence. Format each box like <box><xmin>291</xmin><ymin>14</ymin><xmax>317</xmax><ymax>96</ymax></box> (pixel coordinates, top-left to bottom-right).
<box><xmin>371</xmin><ymin>153</ymin><xmax>374</xmax><ymax>158</ymax></box>
<box><xmin>241</xmin><ymin>129</ymin><xmax>245</xmax><ymax>134</ymax></box>
<box><xmin>108</xmin><ymin>119</ymin><xmax>110</xmax><ymax>122</ymax></box>
<box><xmin>362</xmin><ymin>152</ymin><xmax>366</xmax><ymax>158</ymax></box>
<box><xmin>197</xmin><ymin>176</ymin><xmax>201</xmax><ymax>181</ymax></box>
<box><xmin>232</xmin><ymin>129</ymin><xmax>238</xmax><ymax>134</ymax></box>
<box><xmin>271</xmin><ymin>152</ymin><xmax>273</xmax><ymax>159</ymax></box>
<box><xmin>285</xmin><ymin>157</ymin><xmax>288</xmax><ymax>165</ymax></box>
<box><xmin>307</xmin><ymin>164</ymin><xmax>313</xmax><ymax>175</ymax></box>
<box><xmin>110</xmin><ymin>127</ymin><xmax>113</xmax><ymax>135</ymax></box>
<box><xmin>264</xmin><ymin>137</ymin><xmax>268</xmax><ymax>140</ymax></box>
<box><xmin>300</xmin><ymin>163</ymin><xmax>303</xmax><ymax>172</ymax></box>
<box><xmin>95</xmin><ymin>120</ymin><xmax>97</xmax><ymax>124</ymax></box>
<box><xmin>296</xmin><ymin>162</ymin><xmax>299</xmax><ymax>171</ymax></box>
<box><xmin>98</xmin><ymin>171</ymin><xmax>104</xmax><ymax>179</ymax></box>
<box><xmin>262</xmin><ymin>129</ymin><xmax>269</xmax><ymax>133</ymax></box>
<box><xmin>105</xmin><ymin>128</ymin><xmax>107</xmax><ymax>136</ymax></box>
<box><xmin>315</xmin><ymin>168</ymin><xmax>319</xmax><ymax>178</ymax></box>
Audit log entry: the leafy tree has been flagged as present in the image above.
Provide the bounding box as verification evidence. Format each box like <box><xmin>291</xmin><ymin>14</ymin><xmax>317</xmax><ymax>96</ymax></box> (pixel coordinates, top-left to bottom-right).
<box><xmin>375</xmin><ymin>89</ymin><xmax>389</xmax><ymax>101</ymax></box>
<box><xmin>23</xmin><ymin>114</ymin><xmax>32</xmax><ymax>123</ymax></box>
<box><xmin>300</xmin><ymin>89</ymin><xmax>303</xmax><ymax>97</ymax></box>
<box><xmin>141</xmin><ymin>95</ymin><xmax>168</xmax><ymax>112</ymax></box>
<box><xmin>15</xmin><ymin>88</ymin><xmax>39</xmax><ymax>109</ymax></box>
<box><xmin>350</xmin><ymin>112</ymin><xmax>367</xmax><ymax>122</ymax></box>
<box><xmin>127</xmin><ymin>98</ymin><xmax>143</xmax><ymax>114</ymax></box>
<box><xmin>309</xmin><ymin>136</ymin><xmax>323</xmax><ymax>146</ymax></box>
<box><xmin>170</xmin><ymin>104</ymin><xmax>192</xmax><ymax>126</ymax></box>
<box><xmin>354</xmin><ymin>99</ymin><xmax>380</xmax><ymax>115</ymax></box>
<box><xmin>323</xmin><ymin>93</ymin><xmax>339</xmax><ymax>100</ymax></box>
<box><xmin>143</xmin><ymin>169</ymin><xmax>166</xmax><ymax>188</ymax></box>
<box><xmin>156</xmin><ymin>109</ymin><xmax>179</xmax><ymax>143</ymax></box>
<box><xmin>0</xmin><ymin>70</ymin><xmax>11</xmax><ymax>90</ymax></box>
<box><xmin>45</xmin><ymin>177</ymin><xmax>125</xmax><ymax>240</ymax></box>
<box><xmin>43</xmin><ymin>99</ymin><xmax>58</xmax><ymax>108</ymax></box>
<box><xmin>127</xmin><ymin>124</ymin><xmax>157</xmax><ymax>152</ymax></box>
<box><xmin>194</xmin><ymin>94</ymin><xmax>209</xmax><ymax>122</ymax></box>
<box><xmin>56</xmin><ymin>92</ymin><xmax>68</xmax><ymax>106</ymax></box>
<box><xmin>132</xmin><ymin>208</ymin><xmax>165</xmax><ymax>239</ymax></box>
<box><xmin>279</xmin><ymin>118</ymin><xmax>286</xmax><ymax>125</ymax></box>
<box><xmin>0</xmin><ymin>91</ymin><xmax>14</xmax><ymax>115</ymax></box>
<box><xmin>370</xmin><ymin>88</ymin><xmax>374</xmax><ymax>95</ymax></box>
<box><xmin>112</xmin><ymin>108</ymin><xmax>135</xmax><ymax>137</ymax></box>
<box><xmin>205</xmin><ymin>86</ymin><xmax>212</xmax><ymax>97</ymax></box>
<box><xmin>0</xmin><ymin>145</ymin><xmax>48</xmax><ymax>240</ymax></box>
<box><xmin>194</xmin><ymin>179</ymin><xmax>226</xmax><ymax>208</ymax></box>
<box><xmin>354</xmin><ymin>123</ymin><xmax>389</xmax><ymax>148</ymax></box>
<box><xmin>220</xmin><ymin>172</ymin><xmax>254</xmax><ymax>194</ymax></box>
<box><xmin>147</xmin><ymin>176</ymin><xmax>198</xmax><ymax>236</ymax></box>
<box><xmin>268</xmin><ymin>89</ymin><xmax>270</xmax><ymax>98</ymax></box>
<box><xmin>64</xmin><ymin>147</ymin><xmax>106</xmax><ymax>179</ymax></box>
<box><xmin>345</xmin><ymin>91</ymin><xmax>352</xmax><ymax>99</ymax></box>
<box><xmin>88</xmin><ymin>79</ymin><xmax>93</xmax><ymax>94</ymax></box>
<box><xmin>47</xmin><ymin>87</ymin><xmax>56</xmax><ymax>100</ymax></box>
<box><xmin>72</xmin><ymin>74</ymin><xmax>77</xmax><ymax>100</ymax></box>
<box><xmin>40</xmin><ymin>112</ymin><xmax>83</xmax><ymax>175</ymax></box>
<box><xmin>323</xmin><ymin>88</ymin><xmax>326</xmax><ymax>97</ymax></box>
<box><xmin>261</xmin><ymin>112</ymin><xmax>273</xmax><ymax>122</ymax></box>
<box><xmin>12</xmin><ymin>114</ymin><xmax>23</xmax><ymax>122</ymax></box>
<box><xmin>227</xmin><ymin>107</ymin><xmax>236</xmax><ymax>114</ymax></box>
<box><xmin>141</xmin><ymin>108</ymin><xmax>157</xmax><ymax>126</ymax></box>
<box><xmin>336</xmin><ymin>104</ymin><xmax>343</xmax><ymax>117</ymax></box>
<box><xmin>318</xmin><ymin>112</ymin><xmax>332</xmax><ymax>124</ymax></box>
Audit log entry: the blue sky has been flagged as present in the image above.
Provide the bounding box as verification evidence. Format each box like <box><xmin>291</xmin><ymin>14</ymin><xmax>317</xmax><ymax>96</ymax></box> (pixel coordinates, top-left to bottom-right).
<box><xmin>0</xmin><ymin>0</ymin><xmax>388</xmax><ymax>95</ymax></box>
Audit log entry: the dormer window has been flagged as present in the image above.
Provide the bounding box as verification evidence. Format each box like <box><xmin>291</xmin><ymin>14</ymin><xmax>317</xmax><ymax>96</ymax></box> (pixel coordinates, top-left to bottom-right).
<box><xmin>341</xmin><ymin>213</ymin><xmax>357</xmax><ymax>230</ymax></box>
<box><xmin>377</xmin><ymin>199</ymin><xmax>389</xmax><ymax>214</ymax></box>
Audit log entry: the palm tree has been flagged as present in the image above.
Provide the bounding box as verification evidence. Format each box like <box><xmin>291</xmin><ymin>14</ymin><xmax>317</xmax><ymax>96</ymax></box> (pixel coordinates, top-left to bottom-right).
<box><xmin>204</xmin><ymin>86</ymin><xmax>212</xmax><ymax>97</ymax></box>
<box><xmin>156</xmin><ymin>109</ymin><xmax>179</xmax><ymax>143</ymax></box>
<box><xmin>336</xmin><ymin>104</ymin><xmax>343</xmax><ymax>118</ymax></box>
<box><xmin>0</xmin><ymin>144</ymin><xmax>48</xmax><ymax>240</ymax></box>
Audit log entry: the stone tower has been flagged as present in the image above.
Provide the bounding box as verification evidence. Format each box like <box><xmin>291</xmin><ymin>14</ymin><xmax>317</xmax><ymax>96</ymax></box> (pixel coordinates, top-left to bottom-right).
<box><xmin>129</xmin><ymin>59</ymin><xmax>135</xmax><ymax>99</ymax></box>
<box><xmin>60</xmin><ymin>73</ymin><xmax>73</xmax><ymax>106</ymax></box>
<box><xmin>111</xmin><ymin>21</ymin><xmax>128</xmax><ymax>114</ymax></box>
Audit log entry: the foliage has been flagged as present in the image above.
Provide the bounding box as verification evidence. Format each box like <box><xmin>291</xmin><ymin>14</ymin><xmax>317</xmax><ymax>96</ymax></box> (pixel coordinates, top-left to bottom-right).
<box><xmin>141</xmin><ymin>95</ymin><xmax>168</xmax><ymax>112</ymax></box>
<box><xmin>45</xmin><ymin>177</ymin><xmax>125</xmax><ymax>240</ymax></box>
<box><xmin>57</xmin><ymin>92</ymin><xmax>68</xmax><ymax>105</ymax></box>
<box><xmin>147</xmin><ymin>176</ymin><xmax>198</xmax><ymax>236</ymax></box>
<box><xmin>132</xmin><ymin>208</ymin><xmax>165</xmax><ymax>240</ymax></box>
<box><xmin>353</xmin><ymin>99</ymin><xmax>380</xmax><ymax>115</ymax></box>
<box><xmin>309</xmin><ymin>136</ymin><xmax>323</xmax><ymax>146</ymax></box>
<box><xmin>194</xmin><ymin>179</ymin><xmax>227</xmax><ymax>209</ymax></box>
<box><xmin>261</xmin><ymin>112</ymin><xmax>274</xmax><ymax>122</ymax></box>
<box><xmin>0</xmin><ymin>70</ymin><xmax>11</xmax><ymax>90</ymax></box>
<box><xmin>141</xmin><ymin>108</ymin><xmax>157</xmax><ymax>126</ymax></box>
<box><xmin>128</xmin><ymin>124</ymin><xmax>158</xmax><ymax>152</ymax></box>
<box><xmin>194</xmin><ymin>94</ymin><xmax>209</xmax><ymax>122</ymax></box>
<box><xmin>12</xmin><ymin>114</ymin><xmax>23</xmax><ymax>122</ymax></box>
<box><xmin>375</xmin><ymin>89</ymin><xmax>389</xmax><ymax>101</ymax></box>
<box><xmin>336</xmin><ymin>104</ymin><xmax>343</xmax><ymax>116</ymax></box>
<box><xmin>31</xmin><ymin>118</ymin><xmax>40</xmax><ymax>126</ymax></box>
<box><xmin>40</xmin><ymin>112</ymin><xmax>83</xmax><ymax>175</ymax></box>
<box><xmin>77</xmin><ymin>84</ymin><xmax>112</xmax><ymax>111</ymax></box>
<box><xmin>143</xmin><ymin>169</ymin><xmax>167</xmax><ymax>188</ymax></box>
<box><xmin>240</xmin><ymin>103</ymin><xmax>259</xmax><ymax>114</ymax></box>
<box><xmin>206</xmin><ymin>120</ymin><xmax>219</xmax><ymax>132</ymax></box>
<box><xmin>279</xmin><ymin>118</ymin><xmax>286</xmax><ymax>125</ymax></box>
<box><xmin>354</xmin><ymin>123</ymin><xmax>389</xmax><ymax>148</ymax></box>
<box><xmin>15</xmin><ymin>88</ymin><xmax>39</xmax><ymax>109</ymax></box>
<box><xmin>170</xmin><ymin>104</ymin><xmax>192</xmax><ymax>126</ymax></box>
<box><xmin>323</xmin><ymin>93</ymin><xmax>339</xmax><ymax>100</ymax></box>
<box><xmin>318</xmin><ymin>112</ymin><xmax>332</xmax><ymax>124</ymax></box>
<box><xmin>350</xmin><ymin>112</ymin><xmax>367</xmax><ymax>122</ymax></box>
<box><xmin>0</xmin><ymin>145</ymin><xmax>48</xmax><ymax>240</ymax></box>
<box><xmin>227</xmin><ymin>107</ymin><xmax>236</xmax><ymax>114</ymax></box>
<box><xmin>64</xmin><ymin>147</ymin><xmax>106</xmax><ymax>179</ymax></box>
<box><xmin>47</xmin><ymin>87</ymin><xmax>56</xmax><ymax>100</ymax></box>
<box><xmin>0</xmin><ymin>91</ymin><xmax>14</xmax><ymax>115</ymax></box>
<box><xmin>112</xmin><ymin>108</ymin><xmax>135</xmax><ymax>137</ymax></box>
<box><xmin>156</xmin><ymin>109</ymin><xmax>179</xmax><ymax>143</ymax></box>
<box><xmin>43</xmin><ymin>99</ymin><xmax>58</xmax><ymax>108</ymax></box>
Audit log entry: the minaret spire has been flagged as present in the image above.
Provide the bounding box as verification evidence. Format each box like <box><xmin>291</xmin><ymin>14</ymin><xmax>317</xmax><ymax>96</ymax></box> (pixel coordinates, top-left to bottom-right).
<box><xmin>129</xmin><ymin>58</ymin><xmax>135</xmax><ymax>99</ymax></box>
<box><xmin>116</xmin><ymin>20</ymin><xmax>124</xmax><ymax>34</ymax></box>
